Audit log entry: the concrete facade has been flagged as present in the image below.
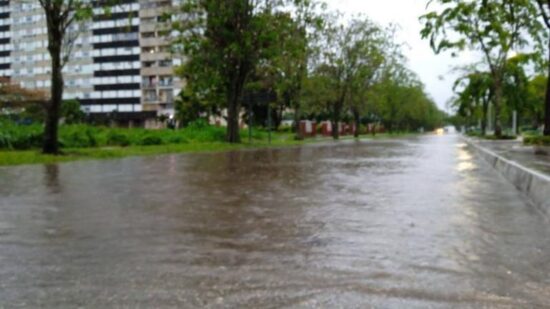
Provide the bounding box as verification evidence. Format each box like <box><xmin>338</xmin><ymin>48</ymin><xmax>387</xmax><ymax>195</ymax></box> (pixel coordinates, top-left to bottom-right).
<box><xmin>0</xmin><ymin>0</ymin><xmax>182</xmax><ymax>127</ymax></box>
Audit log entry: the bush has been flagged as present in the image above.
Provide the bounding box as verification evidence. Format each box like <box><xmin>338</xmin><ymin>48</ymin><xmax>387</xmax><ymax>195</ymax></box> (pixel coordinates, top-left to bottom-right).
<box><xmin>0</xmin><ymin>121</ymin><xmax>43</xmax><ymax>150</ymax></box>
<box><xmin>521</xmin><ymin>129</ymin><xmax>540</xmax><ymax>137</ymax></box>
<box><xmin>59</xmin><ymin>125</ymin><xmax>98</xmax><ymax>148</ymax></box>
<box><xmin>167</xmin><ymin>135</ymin><xmax>189</xmax><ymax>144</ymax></box>
<box><xmin>524</xmin><ymin>136</ymin><xmax>550</xmax><ymax>146</ymax></box>
<box><xmin>466</xmin><ymin>130</ymin><xmax>482</xmax><ymax>137</ymax></box>
<box><xmin>10</xmin><ymin>131</ymin><xmax>43</xmax><ymax>150</ymax></box>
<box><xmin>139</xmin><ymin>135</ymin><xmax>163</xmax><ymax>146</ymax></box>
<box><xmin>277</xmin><ymin>125</ymin><xmax>293</xmax><ymax>134</ymax></box>
<box><xmin>106</xmin><ymin>131</ymin><xmax>131</xmax><ymax>147</ymax></box>
<box><xmin>182</xmin><ymin>121</ymin><xmax>226</xmax><ymax>142</ymax></box>
<box><xmin>483</xmin><ymin>135</ymin><xmax>517</xmax><ymax>141</ymax></box>
<box><xmin>0</xmin><ymin>120</ymin><xmax>234</xmax><ymax>150</ymax></box>
<box><xmin>61</xmin><ymin>99</ymin><xmax>85</xmax><ymax>124</ymax></box>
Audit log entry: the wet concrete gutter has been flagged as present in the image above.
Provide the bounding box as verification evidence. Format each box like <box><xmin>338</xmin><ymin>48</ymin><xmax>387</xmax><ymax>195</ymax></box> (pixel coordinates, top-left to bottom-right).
<box><xmin>464</xmin><ymin>136</ymin><xmax>550</xmax><ymax>214</ymax></box>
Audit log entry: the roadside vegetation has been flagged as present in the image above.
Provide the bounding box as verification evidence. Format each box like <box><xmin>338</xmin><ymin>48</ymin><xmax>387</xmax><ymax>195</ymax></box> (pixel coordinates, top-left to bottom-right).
<box><xmin>0</xmin><ymin>119</ymin><xmax>300</xmax><ymax>166</ymax></box>
<box><xmin>422</xmin><ymin>0</ymin><xmax>550</xmax><ymax>141</ymax></box>
<box><xmin>0</xmin><ymin>120</ymin><xmax>419</xmax><ymax>166</ymax></box>
<box><xmin>170</xmin><ymin>1</ymin><xmax>445</xmax><ymax>142</ymax></box>
<box><xmin>1</xmin><ymin>0</ymin><xmax>446</xmax><ymax>167</ymax></box>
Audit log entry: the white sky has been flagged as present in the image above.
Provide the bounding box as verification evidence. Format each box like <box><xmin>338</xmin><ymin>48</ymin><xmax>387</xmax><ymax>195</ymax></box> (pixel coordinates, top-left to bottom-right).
<box><xmin>323</xmin><ymin>0</ymin><xmax>477</xmax><ymax>112</ymax></box>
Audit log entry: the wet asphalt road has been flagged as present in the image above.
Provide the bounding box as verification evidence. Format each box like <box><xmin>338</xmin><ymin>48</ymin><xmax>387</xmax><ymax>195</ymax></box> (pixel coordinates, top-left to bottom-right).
<box><xmin>1</xmin><ymin>134</ymin><xmax>549</xmax><ymax>308</ymax></box>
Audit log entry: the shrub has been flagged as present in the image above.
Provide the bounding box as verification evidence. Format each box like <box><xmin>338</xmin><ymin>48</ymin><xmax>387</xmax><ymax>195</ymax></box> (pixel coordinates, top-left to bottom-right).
<box><xmin>277</xmin><ymin>125</ymin><xmax>293</xmax><ymax>134</ymax></box>
<box><xmin>167</xmin><ymin>135</ymin><xmax>188</xmax><ymax>144</ymax></box>
<box><xmin>106</xmin><ymin>131</ymin><xmax>131</xmax><ymax>147</ymax></box>
<box><xmin>524</xmin><ymin>136</ymin><xmax>550</xmax><ymax>146</ymax></box>
<box><xmin>182</xmin><ymin>121</ymin><xmax>226</xmax><ymax>142</ymax></box>
<box><xmin>521</xmin><ymin>129</ymin><xmax>540</xmax><ymax>137</ymax></box>
<box><xmin>0</xmin><ymin>121</ymin><xmax>43</xmax><ymax>150</ymax></box>
<box><xmin>483</xmin><ymin>135</ymin><xmax>517</xmax><ymax>141</ymax></box>
<box><xmin>10</xmin><ymin>131</ymin><xmax>43</xmax><ymax>150</ymax></box>
<box><xmin>61</xmin><ymin>99</ymin><xmax>85</xmax><ymax>124</ymax></box>
<box><xmin>59</xmin><ymin>125</ymin><xmax>98</xmax><ymax>148</ymax></box>
<box><xmin>139</xmin><ymin>135</ymin><xmax>163</xmax><ymax>146</ymax></box>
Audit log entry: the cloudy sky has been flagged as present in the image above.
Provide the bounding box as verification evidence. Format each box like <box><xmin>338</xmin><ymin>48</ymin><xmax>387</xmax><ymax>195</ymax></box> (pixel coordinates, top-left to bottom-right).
<box><xmin>324</xmin><ymin>0</ymin><xmax>476</xmax><ymax>112</ymax></box>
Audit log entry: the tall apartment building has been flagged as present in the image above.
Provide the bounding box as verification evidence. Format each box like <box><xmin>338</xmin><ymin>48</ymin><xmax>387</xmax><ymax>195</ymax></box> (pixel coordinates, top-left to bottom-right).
<box><xmin>0</xmin><ymin>0</ymin><xmax>181</xmax><ymax>128</ymax></box>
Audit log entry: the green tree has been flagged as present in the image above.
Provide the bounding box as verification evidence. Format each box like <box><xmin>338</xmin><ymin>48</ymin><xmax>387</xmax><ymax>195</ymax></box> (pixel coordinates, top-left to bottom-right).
<box><xmin>370</xmin><ymin>64</ymin><xmax>442</xmax><ymax>132</ymax></box>
<box><xmin>452</xmin><ymin>71</ymin><xmax>493</xmax><ymax>135</ymax></box>
<box><xmin>532</xmin><ymin>1</ymin><xmax>550</xmax><ymax>135</ymax></box>
<box><xmin>61</xmin><ymin>99</ymin><xmax>85</xmax><ymax>124</ymax></box>
<box><xmin>37</xmin><ymin>0</ymin><xmax>124</xmax><ymax>154</ymax></box>
<box><xmin>254</xmin><ymin>6</ymin><xmax>322</xmax><ymax>139</ymax></box>
<box><xmin>525</xmin><ymin>75</ymin><xmax>547</xmax><ymax>128</ymax></box>
<box><xmin>172</xmin><ymin>0</ymin><xmax>311</xmax><ymax>143</ymax></box>
<box><xmin>345</xmin><ymin>20</ymin><xmax>388</xmax><ymax>138</ymax></box>
<box><xmin>421</xmin><ymin>0</ymin><xmax>543</xmax><ymax>137</ymax></box>
<box><xmin>312</xmin><ymin>17</ymin><xmax>386</xmax><ymax>139</ymax></box>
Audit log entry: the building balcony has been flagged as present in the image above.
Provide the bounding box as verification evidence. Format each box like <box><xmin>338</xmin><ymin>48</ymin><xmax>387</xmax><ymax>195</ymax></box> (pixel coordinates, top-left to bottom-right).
<box><xmin>140</xmin><ymin>52</ymin><xmax>170</xmax><ymax>62</ymax></box>
<box><xmin>140</xmin><ymin>22</ymin><xmax>169</xmax><ymax>33</ymax></box>
<box><xmin>141</xmin><ymin>66</ymin><xmax>173</xmax><ymax>76</ymax></box>
<box><xmin>142</xmin><ymin>82</ymin><xmax>157</xmax><ymax>88</ymax></box>
<box><xmin>140</xmin><ymin>37</ymin><xmax>170</xmax><ymax>47</ymax></box>
<box><xmin>139</xmin><ymin>7</ymin><xmax>172</xmax><ymax>19</ymax></box>
<box><xmin>158</xmin><ymin>80</ymin><xmax>173</xmax><ymax>87</ymax></box>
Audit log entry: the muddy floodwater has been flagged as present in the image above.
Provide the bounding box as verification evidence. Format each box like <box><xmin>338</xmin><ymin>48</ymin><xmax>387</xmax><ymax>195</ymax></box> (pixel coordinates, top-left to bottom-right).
<box><xmin>1</xmin><ymin>134</ymin><xmax>549</xmax><ymax>308</ymax></box>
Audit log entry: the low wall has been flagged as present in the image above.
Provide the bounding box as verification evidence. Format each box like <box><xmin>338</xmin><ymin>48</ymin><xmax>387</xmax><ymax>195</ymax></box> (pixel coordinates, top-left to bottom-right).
<box><xmin>464</xmin><ymin>137</ymin><xmax>550</xmax><ymax>214</ymax></box>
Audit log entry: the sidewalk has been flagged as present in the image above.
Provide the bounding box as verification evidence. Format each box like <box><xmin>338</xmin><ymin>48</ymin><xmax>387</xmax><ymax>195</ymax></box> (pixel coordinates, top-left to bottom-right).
<box><xmin>470</xmin><ymin>138</ymin><xmax>550</xmax><ymax>176</ymax></box>
<box><xmin>464</xmin><ymin>136</ymin><xmax>550</xmax><ymax>214</ymax></box>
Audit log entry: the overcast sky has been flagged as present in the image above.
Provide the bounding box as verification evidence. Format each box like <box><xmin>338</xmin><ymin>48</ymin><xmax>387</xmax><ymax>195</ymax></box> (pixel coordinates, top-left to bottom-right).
<box><xmin>323</xmin><ymin>0</ymin><xmax>476</xmax><ymax>112</ymax></box>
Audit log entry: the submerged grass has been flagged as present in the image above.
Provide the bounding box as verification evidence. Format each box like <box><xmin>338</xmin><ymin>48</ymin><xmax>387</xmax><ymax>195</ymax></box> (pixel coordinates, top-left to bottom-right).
<box><xmin>0</xmin><ymin>128</ymin><xmax>419</xmax><ymax>167</ymax></box>
<box><xmin>0</xmin><ymin>133</ymin><xmax>304</xmax><ymax>166</ymax></box>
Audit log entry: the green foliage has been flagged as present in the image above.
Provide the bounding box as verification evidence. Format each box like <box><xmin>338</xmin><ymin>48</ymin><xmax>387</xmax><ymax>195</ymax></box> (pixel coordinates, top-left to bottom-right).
<box><xmin>524</xmin><ymin>135</ymin><xmax>550</xmax><ymax>146</ymax></box>
<box><xmin>171</xmin><ymin>0</ymin><xmax>317</xmax><ymax>142</ymax></box>
<box><xmin>420</xmin><ymin>0</ymin><xmax>545</xmax><ymax>136</ymax></box>
<box><xmin>174</xmin><ymin>89</ymin><xmax>208</xmax><ymax>127</ymax></box>
<box><xmin>525</xmin><ymin>75</ymin><xmax>546</xmax><ymax>127</ymax></box>
<box><xmin>106</xmin><ymin>131</ymin><xmax>131</xmax><ymax>147</ymax></box>
<box><xmin>0</xmin><ymin>121</ymin><xmax>227</xmax><ymax>150</ymax></box>
<box><xmin>61</xmin><ymin>99</ymin><xmax>85</xmax><ymax>124</ymax></box>
<box><xmin>59</xmin><ymin>125</ymin><xmax>98</xmax><ymax>148</ymax></box>
<box><xmin>182</xmin><ymin>120</ymin><xmax>226</xmax><ymax>142</ymax></box>
<box><xmin>139</xmin><ymin>135</ymin><xmax>164</xmax><ymax>146</ymax></box>
<box><xmin>0</xmin><ymin>120</ymin><xmax>43</xmax><ymax>150</ymax></box>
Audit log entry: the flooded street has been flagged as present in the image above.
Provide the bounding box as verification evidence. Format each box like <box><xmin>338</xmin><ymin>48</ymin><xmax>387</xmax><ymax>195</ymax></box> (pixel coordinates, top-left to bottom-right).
<box><xmin>1</xmin><ymin>134</ymin><xmax>549</xmax><ymax>308</ymax></box>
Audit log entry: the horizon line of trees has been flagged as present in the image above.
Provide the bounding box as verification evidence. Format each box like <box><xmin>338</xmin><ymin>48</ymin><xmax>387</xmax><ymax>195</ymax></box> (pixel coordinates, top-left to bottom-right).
<box><xmin>170</xmin><ymin>0</ymin><xmax>446</xmax><ymax>142</ymax></box>
<box><xmin>421</xmin><ymin>0</ymin><xmax>550</xmax><ymax>137</ymax></box>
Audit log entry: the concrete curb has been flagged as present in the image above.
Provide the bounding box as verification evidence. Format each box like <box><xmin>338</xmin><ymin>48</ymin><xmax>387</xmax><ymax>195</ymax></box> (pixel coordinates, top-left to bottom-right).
<box><xmin>463</xmin><ymin>137</ymin><xmax>550</xmax><ymax>214</ymax></box>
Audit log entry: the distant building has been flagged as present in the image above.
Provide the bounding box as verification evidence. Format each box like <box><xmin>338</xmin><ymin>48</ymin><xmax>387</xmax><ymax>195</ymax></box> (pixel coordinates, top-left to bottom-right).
<box><xmin>0</xmin><ymin>0</ymin><xmax>182</xmax><ymax>128</ymax></box>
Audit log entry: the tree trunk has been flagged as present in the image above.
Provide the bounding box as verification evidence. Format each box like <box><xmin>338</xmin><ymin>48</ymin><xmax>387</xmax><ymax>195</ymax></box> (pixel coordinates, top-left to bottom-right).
<box><xmin>293</xmin><ymin>103</ymin><xmax>303</xmax><ymax>140</ymax></box>
<box><xmin>544</xmin><ymin>38</ymin><xmax>550</xmax><ymax>135</ymax></box>
<box><xmin>481</xmin><ymin>99</ymin><xmax>488</xmax><ymax>136</ymax></box>
<box><xmin>493</xmin><ymin>77</ymin><xmax>503</xmax><ymax>138</ymax></box>
<box><xmin>352</xmin><ymin>108</ymin><xmax>360</xmax><ymax>138</ymax></box>
<box><xmin>226</xmin><ymin>90</ymin><xmax>241</xmax><ymax>143</ymax></box>
<box><xmin>331</xmin><ymin>101</ymin><xmax>341</xmax><ymax>140</ymax></box>
<box><xmin>43</xmin><ymin>28</ymin><xmax>63</xmax><ymax>154</ymax></box>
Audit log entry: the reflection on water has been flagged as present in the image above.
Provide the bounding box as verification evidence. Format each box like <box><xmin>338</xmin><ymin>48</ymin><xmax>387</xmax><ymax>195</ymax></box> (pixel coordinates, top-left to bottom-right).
<box><xmin>456</xmin><ymin>147</ymin><xmax>475</xmax><ymax>172</ymax></box>
<box><xmin>43</xmin><ymin>164</ymin><xmax>61</xmax><ymax>193</ymax></box>
<box><xmin>0</xmin><ymin>135</ymin><xmax>549</xmax><ymax>308</ymax></box>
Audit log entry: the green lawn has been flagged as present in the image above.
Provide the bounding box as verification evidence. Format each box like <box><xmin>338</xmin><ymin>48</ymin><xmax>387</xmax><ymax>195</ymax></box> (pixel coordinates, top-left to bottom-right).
<box><xmin>0</xmin><ymin>134</ymin><xmax>306</xmax><ymax>166</ymax></box>
<box><xmin>0</xmin><ymin>132</ymin><xmax>419</xmax><ymax>167</ymax></box>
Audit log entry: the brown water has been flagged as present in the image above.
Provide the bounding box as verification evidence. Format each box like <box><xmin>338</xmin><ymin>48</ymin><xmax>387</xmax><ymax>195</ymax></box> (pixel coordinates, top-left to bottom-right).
<box><xmin>1</xmin><ymin>134</ymin><xmax>549</xmax><ymax>308</ymax></box>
